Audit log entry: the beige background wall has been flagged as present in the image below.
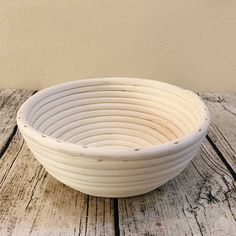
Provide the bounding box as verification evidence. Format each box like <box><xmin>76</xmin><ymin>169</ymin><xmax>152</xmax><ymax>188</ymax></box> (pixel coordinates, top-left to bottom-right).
<box><xmin>0</xmin><ymin>0</ymin><xmax>236</xmax><ymax>91</ymax></box>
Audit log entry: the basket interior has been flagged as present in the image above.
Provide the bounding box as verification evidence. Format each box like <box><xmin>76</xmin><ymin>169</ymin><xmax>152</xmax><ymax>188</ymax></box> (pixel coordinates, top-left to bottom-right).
<box><xmin>26</xmin><ymin>79</ymin><xmax>206</xmax><ymax>149</ymax></box>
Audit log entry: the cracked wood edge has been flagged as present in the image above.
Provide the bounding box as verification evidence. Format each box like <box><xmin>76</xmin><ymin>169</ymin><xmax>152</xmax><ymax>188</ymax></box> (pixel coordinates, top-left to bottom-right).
<box><xmin>0</xmin><ymin>131</ymin><xmax>115</xmax><ymax>236</ymax></box>
<box><xmin>200</xmin><ymin>92</ymin><xmax>236</xmax><ymax>173</ymax></box>
<box><xmin>0</xmin><ymin>89</ymin><xmax>34</xmax><ymax>155</ymax></box>
<box><xmin>118</xmin><ymin>139</ymin><xmax>236</xmax><ymax>236</ymax></box>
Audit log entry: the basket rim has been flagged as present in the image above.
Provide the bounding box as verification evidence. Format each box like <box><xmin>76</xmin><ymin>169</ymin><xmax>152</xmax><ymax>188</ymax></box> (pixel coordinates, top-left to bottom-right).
<box><xmin>17</xmin><ymin>77</ymin><xmax>210</xmax><ymax>160</ymax></box>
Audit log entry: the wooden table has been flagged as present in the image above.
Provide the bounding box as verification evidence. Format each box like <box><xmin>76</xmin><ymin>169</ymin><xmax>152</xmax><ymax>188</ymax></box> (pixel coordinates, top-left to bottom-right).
<box><xmin>0</xmin><ymin>89</ymin><xmax>235</xmax><ymax>236</ymax></box>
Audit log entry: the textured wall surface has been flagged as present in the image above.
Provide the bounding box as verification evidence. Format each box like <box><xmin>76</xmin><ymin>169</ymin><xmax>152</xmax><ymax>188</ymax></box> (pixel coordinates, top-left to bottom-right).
<box><xmin>0</xmin><ymin>0</ymin><xmax>235</xmax><ymax>91</ymax></box>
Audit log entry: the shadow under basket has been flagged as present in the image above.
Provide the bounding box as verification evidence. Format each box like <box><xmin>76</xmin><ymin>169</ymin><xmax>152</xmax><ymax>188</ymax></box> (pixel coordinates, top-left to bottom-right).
<box><xmin>17</xmin><ymin>77</ymin><xmax>210</xmax><ymax>197</ymax></box>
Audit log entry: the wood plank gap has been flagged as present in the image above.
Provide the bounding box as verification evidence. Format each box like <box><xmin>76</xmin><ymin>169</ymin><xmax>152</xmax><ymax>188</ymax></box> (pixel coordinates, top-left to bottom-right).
<box><xmin>0</xmin><ymin>89</ymin><xmax>36</xmax><ymax>158</ymax></box>
<box><xmin>84</xmin><ymin>195</ymin><xmax>90</xmax><ymax>236</ymax></box>
<box><xmin>206</xmin><ymin>134</ymin><xmax>236</xmax><ymax>181</ymax></box>
<box><xmin>113</xmin><ymin>198</ymin><xmax>120</xmax><ymax>236</ymax></box>
<box><xmin>0</xmin><ymin>125</ymin><xmax>17</xmax><ymax>158</ymax></box>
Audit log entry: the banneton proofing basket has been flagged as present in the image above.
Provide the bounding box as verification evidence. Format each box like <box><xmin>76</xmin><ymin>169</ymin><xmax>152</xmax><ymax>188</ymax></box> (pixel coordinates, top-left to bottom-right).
<box><xmin>17</xmin><ymin>78</ymin><xmax>210</xmax><ymax>197</ymax></box>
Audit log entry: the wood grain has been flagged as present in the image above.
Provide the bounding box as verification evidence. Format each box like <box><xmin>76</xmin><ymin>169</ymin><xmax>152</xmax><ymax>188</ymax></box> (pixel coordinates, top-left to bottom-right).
<box><xmin>118</xmin><ymin>139</ymin><xmax>236</xmax><ymax>236</ymax></box>
<box><xmin>201</xmin><ymin>92</ymin><xmax>236</xmax><ymax>173</ymax></box>
<box><xmin>0</xmin><ymin>131</ymin><xmax>115</xmax><ymax>236</ymax></box>
<box><xmin>0</xmin><ymin>89</ymin><xmax>236</xmax><ymax>236</ymax></box>
<box><xmin>0</xmin><ymin>89</ymin><xmax>34</xmax><ymax>155</ymax></box>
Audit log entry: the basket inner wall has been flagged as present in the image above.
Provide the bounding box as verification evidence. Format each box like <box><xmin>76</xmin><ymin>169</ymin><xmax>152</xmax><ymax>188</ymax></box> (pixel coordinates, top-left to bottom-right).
<box><xmin>26</xmin><ymin>81</ymin><xmax>205</xmax><ymax>149</ymax></box>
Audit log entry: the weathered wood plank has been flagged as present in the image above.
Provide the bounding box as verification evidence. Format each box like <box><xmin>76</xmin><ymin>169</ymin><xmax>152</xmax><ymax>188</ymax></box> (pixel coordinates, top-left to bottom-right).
<box><xmin>0</xmin><ymin>89</ymin><xmax>34</xmax><ymax>153</ymax></box>
<box><xmin>200</xmin><ymin>92</ymin><xmax>236</xmax><ymax>173</ymax></box>
<box><xmin>118</xmin><ymin>139</ymin><xmax>236</xmax><ymax>236</ymax></box>
<box><xmin>1</xmin><ymin>90</ymin><xmax>236</xmax><ymax>236</ymax></box>
<box><xmin>0</xmin><ymin>131</ymin><xmax>115</xmax><ymax>236</ymax></box>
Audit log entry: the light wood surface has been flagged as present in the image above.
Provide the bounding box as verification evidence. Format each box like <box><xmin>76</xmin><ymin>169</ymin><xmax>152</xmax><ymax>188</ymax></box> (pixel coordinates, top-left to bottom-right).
<box><xmin>0</xmin><ymin>90</ymin><xmax>235</xmax><ymax>236</ymax></box>
<box><xmin>0</xmin><ymin>89</ymin><xmax>34</xmax><ymax>155</ymax></box>
<box><xmin>200</xmin><ymin>92</ymin><xmax>236</xmax><ymax>173</ymax></box>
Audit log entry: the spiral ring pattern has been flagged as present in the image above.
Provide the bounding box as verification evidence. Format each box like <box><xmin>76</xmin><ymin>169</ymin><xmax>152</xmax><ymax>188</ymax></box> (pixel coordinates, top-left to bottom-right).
<box><xmin>17</xmin><ymin>78</ymin><xmax>210</xmax><ymax>197</ymax></box>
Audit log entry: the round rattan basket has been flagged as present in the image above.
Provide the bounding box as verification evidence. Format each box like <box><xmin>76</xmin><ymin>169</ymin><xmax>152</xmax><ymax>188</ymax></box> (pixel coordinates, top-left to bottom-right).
<box><xmin>17</xmin><ymin>78</ymin><xmax>210</xmax><ymax>197</ymax></box>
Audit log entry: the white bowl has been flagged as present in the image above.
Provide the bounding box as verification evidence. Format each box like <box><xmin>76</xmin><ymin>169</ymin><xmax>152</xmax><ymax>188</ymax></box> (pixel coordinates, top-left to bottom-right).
<box><xmin>17</xmin><ymin>78</ymin><xmax>210</xmax><ymax>197</ymax></box>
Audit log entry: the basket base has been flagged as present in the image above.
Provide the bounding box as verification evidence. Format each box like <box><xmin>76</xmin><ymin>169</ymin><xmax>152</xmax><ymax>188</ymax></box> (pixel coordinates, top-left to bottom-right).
<box><xmin>53</xmin><ymin>176</ymin><xmax>168</xmax><ymax>198</ymax></box>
